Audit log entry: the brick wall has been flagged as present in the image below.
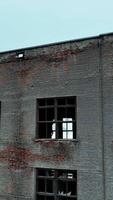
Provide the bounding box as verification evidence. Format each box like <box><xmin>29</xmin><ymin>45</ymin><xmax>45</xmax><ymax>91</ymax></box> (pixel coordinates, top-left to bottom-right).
<box><xmin>0</xmin><ymin>34</ymin><xmax>112</xmax><ymax>200</ymax></box>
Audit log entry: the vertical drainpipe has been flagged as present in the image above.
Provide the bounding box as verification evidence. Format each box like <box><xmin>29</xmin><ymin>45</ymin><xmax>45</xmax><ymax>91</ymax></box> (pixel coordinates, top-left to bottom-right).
<box><xmin>98</xmin><ymin>35</ymin><xmax>106</xmax><ymax>200</ymax></box>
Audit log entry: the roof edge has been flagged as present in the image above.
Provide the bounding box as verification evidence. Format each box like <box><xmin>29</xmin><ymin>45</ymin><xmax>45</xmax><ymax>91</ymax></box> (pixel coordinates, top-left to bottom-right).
<box><xmin>0</xmin><ymin>32</ymin><xmax>113</xmax><ymax>55</ymax></box>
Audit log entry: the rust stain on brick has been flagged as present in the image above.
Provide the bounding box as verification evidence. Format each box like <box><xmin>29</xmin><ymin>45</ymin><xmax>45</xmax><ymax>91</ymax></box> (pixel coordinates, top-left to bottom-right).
<box><xmin>0</xmin><ymin>75</ymin><xmax>8</xmax><ymax>85</ymax></box>
<box><xmin>36</xmin><ymin>49</ymin><xmax>80</xmax><ymax>63</ymax></box>
<box><xmin>0</xmin><ymin>48</ymin><xmax>80</xmax><ymax>86</ymax></box>
<box><xmin>0</xmin><ymin>40</ymin><xmax>98</xmax><ymax>65</ymax></box>
<box><xmin>16</xmin><ymin>49</ymin><xmax>81</xmax><ymax>86</ymax></box>
<box><xmin>19</xmin><ymin>68</ymin><xmax>30</xmax><ymax>78</ymax></box>
<box><xmin>0</xmin><ymin>146</ymin><xmax>65</xmax><ymax>171</ymax></box>
<box><xmin>5</xmin><ymin>182</ymin><xmax>13</xmax><ymax>193</ymax></box>
<box><xmin>34</xmin><ymin>139</ymin><xmax>66</xmax><ymax>148</ymax></box>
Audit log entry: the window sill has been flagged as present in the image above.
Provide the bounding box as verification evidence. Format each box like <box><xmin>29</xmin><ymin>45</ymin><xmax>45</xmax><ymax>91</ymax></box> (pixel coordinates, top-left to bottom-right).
<box><xmin>33</xmin><ymin>138</ymin><xmax>79</xmax><ymax>143</ymax></box>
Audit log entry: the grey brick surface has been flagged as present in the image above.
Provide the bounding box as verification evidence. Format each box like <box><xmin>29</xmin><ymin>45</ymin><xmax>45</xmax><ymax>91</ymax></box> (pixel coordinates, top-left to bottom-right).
<box><xmin>0</xmin><ymin>34</ymin><xmax>113</xmax><ymax>199</ymax></box>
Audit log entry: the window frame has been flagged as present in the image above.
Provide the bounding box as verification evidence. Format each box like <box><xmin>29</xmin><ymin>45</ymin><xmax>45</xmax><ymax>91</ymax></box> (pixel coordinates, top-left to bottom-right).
<box><xmin>36</xmin><ymin>97</ymin><xmax>76</xmax><ymax>140</ymax></box>
<box><xmin>36</xmin><ymin>168</ymin><xmax>77</xmax><ymax>200</ymax></box>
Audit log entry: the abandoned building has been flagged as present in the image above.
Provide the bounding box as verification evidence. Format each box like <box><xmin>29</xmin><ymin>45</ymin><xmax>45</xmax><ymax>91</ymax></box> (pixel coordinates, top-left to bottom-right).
<box><xmin>0</xmin><ymin>32</ymin><xmax>113</xmax><ymax>200</ymax></box>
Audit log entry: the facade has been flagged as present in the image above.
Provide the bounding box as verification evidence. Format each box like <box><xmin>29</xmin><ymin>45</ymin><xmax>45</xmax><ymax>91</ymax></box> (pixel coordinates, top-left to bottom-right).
<box><xmin>0</xmin><ymin>33</ymin><xmax>113</xmax><ymax>200</ymax></box>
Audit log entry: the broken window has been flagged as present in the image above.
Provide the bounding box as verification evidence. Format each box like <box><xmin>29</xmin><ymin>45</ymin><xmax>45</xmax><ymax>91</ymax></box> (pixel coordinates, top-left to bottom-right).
<box><xmin>36</xmin><ymin>97</ymin><xmax>76</xmax><ymax>139</ymax></box>
<box><xmin>16</xmin><ymin>52</ymin><xmax>24</xmax><ymax>59</ymax></box>
<box><xmin>36</xmin><ymin>168</ymin><xmax>77</xmax><ymax>200</ymax></box>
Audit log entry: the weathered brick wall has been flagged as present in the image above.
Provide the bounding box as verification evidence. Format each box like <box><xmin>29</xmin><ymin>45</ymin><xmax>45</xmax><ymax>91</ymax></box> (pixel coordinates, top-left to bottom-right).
<box><xmin>100</xmin><ymin>35</ymin><xmax>113</xmax><ymax>200</ymax></box>
<box><xmin>0</xmin><ymin>35</ymin><xmax>112</xmax><ymax>200</ymax></box>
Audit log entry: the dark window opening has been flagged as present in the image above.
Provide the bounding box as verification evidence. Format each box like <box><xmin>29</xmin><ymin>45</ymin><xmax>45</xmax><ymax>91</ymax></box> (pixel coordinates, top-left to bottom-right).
<box><xmin>36</xmin><ymin>169</ymin><xmax>77</xmax><ymax>200</ymax></box>
<box><xmin>36</xmin><ymin>97</ymin><xmax>76</xmax><ymax>139</ymax></box>
<box><xmin>38</xmin><ymin>179</ymin><xmax>45</xmax><ymax>192</ymax></box>
<box><xmin>47</xmin><ymin>180</ymin><xmax>53</xmax><ymax>193</ymax></box>
<box><xmin>16</xmin><ymin>52</ymin><xmax>24</xmax><ymax>59</ymax></box>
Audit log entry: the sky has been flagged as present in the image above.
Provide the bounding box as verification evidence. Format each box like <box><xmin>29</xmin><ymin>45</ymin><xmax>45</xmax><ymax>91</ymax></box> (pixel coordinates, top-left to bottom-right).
<box><xmin>0</xmin><ymin>0</ymin><xmax>113</xmax><ymax>52</ymax></box>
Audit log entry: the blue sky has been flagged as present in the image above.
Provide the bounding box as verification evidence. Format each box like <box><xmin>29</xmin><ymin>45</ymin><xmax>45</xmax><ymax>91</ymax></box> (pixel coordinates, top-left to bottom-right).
<box><xmin>0</xmin><ymin>0</ymin><xmax>113</xmax><ymax>51</ymax></box>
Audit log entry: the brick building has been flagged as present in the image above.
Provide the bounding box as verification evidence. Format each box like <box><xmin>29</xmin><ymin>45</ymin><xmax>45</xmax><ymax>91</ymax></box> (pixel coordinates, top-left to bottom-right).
<box><xmin>0</xmin><ymin>33</ymin><xmax>113</xmax><ymax>200</ymax></box>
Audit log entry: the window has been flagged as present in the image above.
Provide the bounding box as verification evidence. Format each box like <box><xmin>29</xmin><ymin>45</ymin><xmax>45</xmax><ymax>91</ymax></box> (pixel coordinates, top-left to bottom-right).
<box><xmin>36</xmin><ymin>168</ymin><xmax>77</xmax><ymax>200</ymax></box>
<box><xmin>36</xmin><ymin>97</ymin><xmax>76</xmax><ymax>139</ymax></box>
<box><xmin>16</xmin><ymin>52</ymin><xmax>24</xmax><ymax>59</ymax></box>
